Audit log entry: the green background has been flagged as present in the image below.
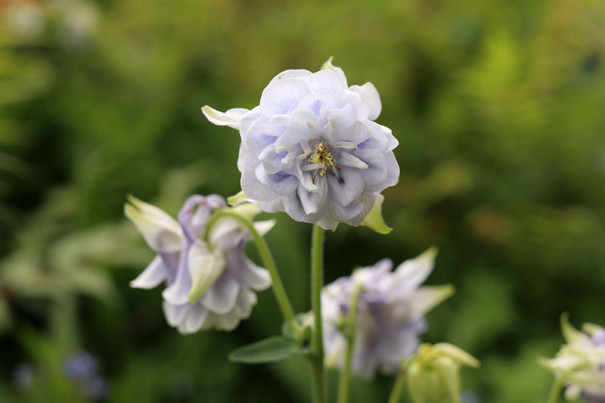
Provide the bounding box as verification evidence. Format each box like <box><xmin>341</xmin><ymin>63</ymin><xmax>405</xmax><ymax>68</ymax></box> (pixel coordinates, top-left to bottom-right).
<box><xmin>1</xmin><ymin>0</ymin><xmax>605</xmax><ymax>401</ymax></box>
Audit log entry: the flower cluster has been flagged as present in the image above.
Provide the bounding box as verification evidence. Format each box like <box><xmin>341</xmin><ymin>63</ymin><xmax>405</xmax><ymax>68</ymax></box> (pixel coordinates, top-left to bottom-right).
<box><xmin>63</xmin><ymin>352</ymin><xmax>107</xmax><ymax>400</ymax></box>
<box><xmin>541</xmin><ymin>315</ymin><xmax>605</xmax><ymax>402</ymax></box>
<box><xmin>125</xmin><ymin>195</ymin><xmax>273</xmax><ymax>334</ymax></box>
<box><xmin>320</xmin><ymin>248</ymin><xmax>453</xmax><ymax>378</ymax></box>
<box><xmin>203</xmin><ymin>59</ymin><xmax>399</xmax><ymax>230</ymax></box>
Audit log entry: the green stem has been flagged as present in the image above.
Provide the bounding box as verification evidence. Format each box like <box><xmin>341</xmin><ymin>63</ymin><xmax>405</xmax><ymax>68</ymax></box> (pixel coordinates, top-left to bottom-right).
<box><xmin>338</xmin><ymin>282</ymin><xmax>362</xmax><ymax>403</ymax></box>
<box><xmin>206</xmin><ymin>210</ymin><xmax>295</xmax><ymax>323</ymax></box>
<box><xmin>547</xmin><ymin>377</ymin><xmax>563</xmax><ymax>403</ymax></box>
<box><xmin>388</xmin><ymin>362</ymin><xmax>408</xmax><ymax>403</ymax></box>
<box><xmin>51</xmin><ymin>292</ymin><xmax>79</xmax><ymax>357</ymax></box>
<box><xmin>311</xmin><ymin>224</ymin><xmax>325</xmax><ymax>403</ymax></box>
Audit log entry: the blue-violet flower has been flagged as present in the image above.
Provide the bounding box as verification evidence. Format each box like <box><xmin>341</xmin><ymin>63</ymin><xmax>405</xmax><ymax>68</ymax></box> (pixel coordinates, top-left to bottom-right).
<box><xmin>321</xmin><ymin>248</ymin><xmax>453</xmax><ymax>378</ymax></box>
<box><xmin>125</xmin><ymin>195</ymin><xmax>273</xmax><ymax>334</ymax></box>
<box><xmin>202</xmin><ymin>59</ymin><xmax>399</xmax><ymax>230</ymax></box>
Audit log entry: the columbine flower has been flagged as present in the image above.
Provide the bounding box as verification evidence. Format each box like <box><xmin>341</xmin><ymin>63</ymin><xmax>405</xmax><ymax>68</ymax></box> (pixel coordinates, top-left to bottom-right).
<box><xmin>125</xmin><ymin>195</ymin><xmax>273</xmax><ymax>334</ymax></box>
<box><xmin>202</xmin><ymin>59</ymin><xmax>399</xmax><ymax>230</ymax></box>
<box><xmin>321</xmin><ymin>248</ymin><xmax>453</xmax><ymax>378</ymax></box>
<box><xmin>405</xmin><ymin>343</ymin><xmax>479</xmax><ymax>403</ymax></box>
<box><xmin>540</xmin><ymin>315</ymin><xmax>605</xmax><ymax>402</ymax></box>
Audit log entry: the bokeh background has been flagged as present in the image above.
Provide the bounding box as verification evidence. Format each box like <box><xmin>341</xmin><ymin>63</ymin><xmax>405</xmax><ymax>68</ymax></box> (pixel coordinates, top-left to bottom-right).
<box><xmin>1</xmin><ymin>0</ymin><xmax>605</xmax><ymax>401</ymax></box>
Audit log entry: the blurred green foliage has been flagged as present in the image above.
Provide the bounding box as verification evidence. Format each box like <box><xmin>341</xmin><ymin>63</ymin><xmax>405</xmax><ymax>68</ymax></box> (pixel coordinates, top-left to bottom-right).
<box><xmin>1</xmin><ymin>0</ymin><xmax>605</xmax><ymax>401</ymax></box>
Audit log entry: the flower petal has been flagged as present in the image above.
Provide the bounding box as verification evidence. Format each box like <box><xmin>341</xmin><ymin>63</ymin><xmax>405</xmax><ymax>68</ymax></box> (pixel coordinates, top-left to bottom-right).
<box><xmin>187</xmin><ymin>242</ymin><xmax>226</xmax><ymax>302</ymax></box>
<box><xmin>260</xmin><ymin>79</ymin><xmax>310</xmax><ymax>116</ymax></box>
<box><xmin>130</xmin><ymin>255</ymin><xmax>167</xmax><ymax>289</ymax></box>
<box><xmin>201</xmin><ymin>106</ymin><xmax>248</xmax><ymax>130</ymax></box>
<box><xmin>349</xmin><ymin>83</ymin><xmax>382</xmax><ymax>120</ymax></box>
<box><xmin>202</xmin><ymin>274</ymin><xmax>239</xmax><ymax>314</ymax></box>
<box><xmin>124</xmin><ymin>196</ymin><xmax>182</xmax><ymax>253</ymax></box>
<box><xmin>178</xmin><ymin>303</ymin><xmax>209</xmax><ymax>334</ymax></box>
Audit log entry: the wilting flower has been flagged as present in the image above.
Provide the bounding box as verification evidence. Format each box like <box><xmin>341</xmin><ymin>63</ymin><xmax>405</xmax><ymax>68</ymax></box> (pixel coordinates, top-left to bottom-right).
<box><xmin>406</xmin><ymin>343</ymin><xmax>479</xmax><ymax>403</ymax></box>
<box><xmin>320</xmin><ymin>248</ymin><xmax>453</xmax><ymax>378</ymax></box>
<box><xmin>125</xmin><ymin>195</ymin><xmax>273</xmax><ymax>334</ymax></box>
<box><xmin>540</xmin><ymin>315</ymin><xmax>605</xmax><ymax>402</ymax></box>
<box><xmin>202</xmin><ymin>59</ymin><xmax>399</xmax><ymax>230</ymax></box>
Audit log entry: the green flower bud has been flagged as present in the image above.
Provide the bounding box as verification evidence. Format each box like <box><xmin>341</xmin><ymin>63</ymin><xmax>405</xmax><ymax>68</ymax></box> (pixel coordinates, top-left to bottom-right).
<box><xmin>406</xmin><ymin>343</ymin><xmax>479</xmax><ymax>403</ymax></box>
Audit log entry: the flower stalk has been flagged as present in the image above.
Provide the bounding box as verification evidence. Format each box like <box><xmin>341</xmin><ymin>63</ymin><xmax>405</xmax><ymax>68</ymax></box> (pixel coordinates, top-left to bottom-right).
<box><xmin>310</xmin><ymin>224</ymin><xmax>326</xmax><ymax>403</ymax></box>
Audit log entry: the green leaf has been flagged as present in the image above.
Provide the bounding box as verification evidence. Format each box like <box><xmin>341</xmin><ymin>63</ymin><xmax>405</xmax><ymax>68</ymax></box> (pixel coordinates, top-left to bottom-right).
<box><xmin>229</xmin><ymin>336</ymin><xmax>306</xmax><ymax>364</ymax></box>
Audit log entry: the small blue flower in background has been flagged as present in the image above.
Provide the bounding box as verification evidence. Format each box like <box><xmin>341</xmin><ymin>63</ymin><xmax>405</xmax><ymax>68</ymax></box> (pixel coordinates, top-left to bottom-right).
<box><xmin>125</xmin><ymin>195</ymin><xmax>273</xmax><ymax>334</ymax></box>
<box><xmin>64</xmin><ymin>352</ymin><xmax>108</xmax><ymax>400</ymax></box>
<box><xmin>320</xmin><ymin>248</ymin><xmax>453</xmax><ymax>378</ymax></box>
<box><xmin>203</xmin><ymin>59</ymin><xmax>399</xmax><ymax>230</ymax></box>
<box><xmin>64</xmin><ymin>351</ymin><xmax>98</xmax><ymax>380</ymax></box>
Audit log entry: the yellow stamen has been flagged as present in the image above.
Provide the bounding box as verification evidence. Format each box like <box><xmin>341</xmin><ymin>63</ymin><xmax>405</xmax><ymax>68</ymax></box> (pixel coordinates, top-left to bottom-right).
<box><xmin>309</xmin><ymin>142</ymin><xmax>338</xmax><ymax>183</ymax></box>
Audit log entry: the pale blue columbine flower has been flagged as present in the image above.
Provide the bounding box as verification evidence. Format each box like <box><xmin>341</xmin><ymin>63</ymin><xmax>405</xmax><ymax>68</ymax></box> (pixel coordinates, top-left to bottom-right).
<box><xmin>125</xmin><ymin>195</ymin><xmax>273</xmax><ymax>334</ymax></box>
<box><xmin>541</xmin><ymin>315</ymin><xmax>605</xmax><ymax>402</ymax></box>
<box><xmin>202</xmin><ymin>59</ymin><xmax>399</xmax><ymax>230</ymax></box>
<box><xmin>321</xmin><ymin>248</ymin><xmax>453</xmax><ymax>378</ymax></box>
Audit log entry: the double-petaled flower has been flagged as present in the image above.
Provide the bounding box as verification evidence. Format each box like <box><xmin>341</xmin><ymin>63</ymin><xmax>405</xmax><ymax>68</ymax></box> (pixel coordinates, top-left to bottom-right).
<box><xmin>320</xmin><ymin>248</ymin><xmax>453</xmax><ymax>378</ymax></box>
<box><xmin>541</xmin><ymin>315</ymin><xmax>605</xmax><ymax>402</ymax></box>
<box><xmin>125</xmin><ymin>195</ymin><xmax>273</xmax><ymax>334</ymax></box>
<box><xmin>202</xmin><ymin>59</ymin><xmax>399</xmax><ymax>230</ymax></box>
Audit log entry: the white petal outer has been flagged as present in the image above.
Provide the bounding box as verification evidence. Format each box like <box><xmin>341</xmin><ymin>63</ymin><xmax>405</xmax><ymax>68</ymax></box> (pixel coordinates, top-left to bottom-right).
<box><xmin>392</xmin><ymin>247</ymin><xmax>438</xmax><ymax>291</ymax></box>
<box><xmin>349</xmin><ymin>83</ymin><xmax>382</xmax><ymax>121</ymax></box>
<box><xmin>201</xmin><ymin>274</ymin><xmax>240</xmax><ymax>314</ymax></box>
<box><xmin>409</xmin><ymin>285</ymin><xmax>455</xmax><ymax>318</ymax></box>
<box><xmin>162</xmin><ymin>301</ymin><xmax>188</xmax><ymax>327</ymax></box>
<box><xmin>241</xmin><ymin>161</ymin><xmax>281</xmax><ymax>202</ymax></box>
<box><xmin>130</xmin><ymin>255</ymin><xmax>167</xmax><ymax>289</ymax></box>
<box><xmin>201</xmin><ymin>106</ymin><xmax>248</xmax><ymax>130</ymax></box>
<box><xmin>217</xmin><ymin>308</ymin><xmax>242</xmax><ymax>331</ymax></box>
<box><xmin>320</xmin><ymin>57</ymin><xmax>348</xmax><ymax>87</ymax></box>
<box><xmin>162</xmin><ymin>248</ymin><xmax>194</xmax><ymax>305</ymax></box>
<box><xmin>187</xmin><ymin>242</ymin><xmax>226</xmax><ymax>302</ymax></box>
<box><xmin>124</xmin><ymin>197</ymin><xmax>182</xmax><ymax>253</ymax></box>
<box><xmin>234</xmin><ymin>289</ymin><xmax>257</xmax><ymax>318</ymax></box>
<box><xmin>178</xmin><ymin>303</ymin><xmax>209</xmax><ymax>334</ymax></box>
<box><xmin>260</xmin><ymin>79</ymin><xmax>310</xmax><ymax>116</ymax></box>
<box><xmin>241</xmin><ymin>256</ymin><xmax>272</xmax><ymax>290</ymax></box>
<box><xmin>253</xmin><ymin>219</ymin><xmax>276</xmax><ymax>237</ymax></box>
<box><xmin>305</xmin><ymin>70</ymin><xmax>348</xmax><ymax>93</ymax></box>
<box><xmin>269</xmin><ymin>69</ymin><xmax>312</xmax><ymax>85</ymax></box>
<box><xmin>327</xmin><ymin>168</ymin><xmax>365</xmax><ymax>207</ymax></box>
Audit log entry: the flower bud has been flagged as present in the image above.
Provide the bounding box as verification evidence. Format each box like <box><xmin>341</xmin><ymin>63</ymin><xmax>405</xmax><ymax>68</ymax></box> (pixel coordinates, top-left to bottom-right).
<box><xmin>406</xmin><ymin>343</ymin><xmax>479</xmax><ymax>403</ymax></box>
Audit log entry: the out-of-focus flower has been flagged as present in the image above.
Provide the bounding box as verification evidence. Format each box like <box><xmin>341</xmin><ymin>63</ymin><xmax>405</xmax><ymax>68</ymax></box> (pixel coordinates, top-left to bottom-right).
<box><xmin>64</xmin><ymin>352</ymin><xmax>98</xmax><ymax>380</ymax></box>
<box><xmin>202</xmin><ymin>59</ymin><xmax>399</xmax><ymax>230</ymax></box>
<box><xmin>63</xmin><ymin>352</ymin><xmax>108</xmax><ymax>400</ymax></box>
<box><xmin>11</xmin><ymin>363</ymin><xmax>34</xmax><ymax>390</ymax></box>
<box><xmin>540</xmin><ymin>315</ymin><xmax>605</xmax><ymax>402</ymax></box>
<box><xmin>125</xmin><ymin>195</ymin><xmax>273</xmax><ymax>334</ymax></box>
<box><xmin>406</xmin><ymin>343</ymin><xmax>480</xmax><ymax>403</ymax></box>
<box><xmin>320</xmin><ymin>248</ymin><xmax>453</xmax><ymax>378</ymax></box>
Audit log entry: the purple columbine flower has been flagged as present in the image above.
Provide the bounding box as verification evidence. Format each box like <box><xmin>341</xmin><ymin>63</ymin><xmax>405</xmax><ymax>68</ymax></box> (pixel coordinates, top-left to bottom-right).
<box><xmin>320</xmin><ymin>248</ymin><xmax>453</xmax><ymax>378</ymax></box>
<box><xmin>540</xmin><ymin>315</ymin><xmax>605</xmax><ymax>401</ymax></box>
<box><xmin>202</xmin><ymin>59</ymin><xmax>399</xmax><ymax>231</ymax></box>
<box><xmin>125</xmin><ymin>195</ymin><xmax>273</xmax><ymax>334</ymax></box>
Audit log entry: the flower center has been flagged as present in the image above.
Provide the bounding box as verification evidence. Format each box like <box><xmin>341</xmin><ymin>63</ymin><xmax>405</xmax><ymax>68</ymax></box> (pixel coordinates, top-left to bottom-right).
<box><xmin>309</xmin><ymin>142</ymin><xmax>339</xmax><ymax>183</ymax></box>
